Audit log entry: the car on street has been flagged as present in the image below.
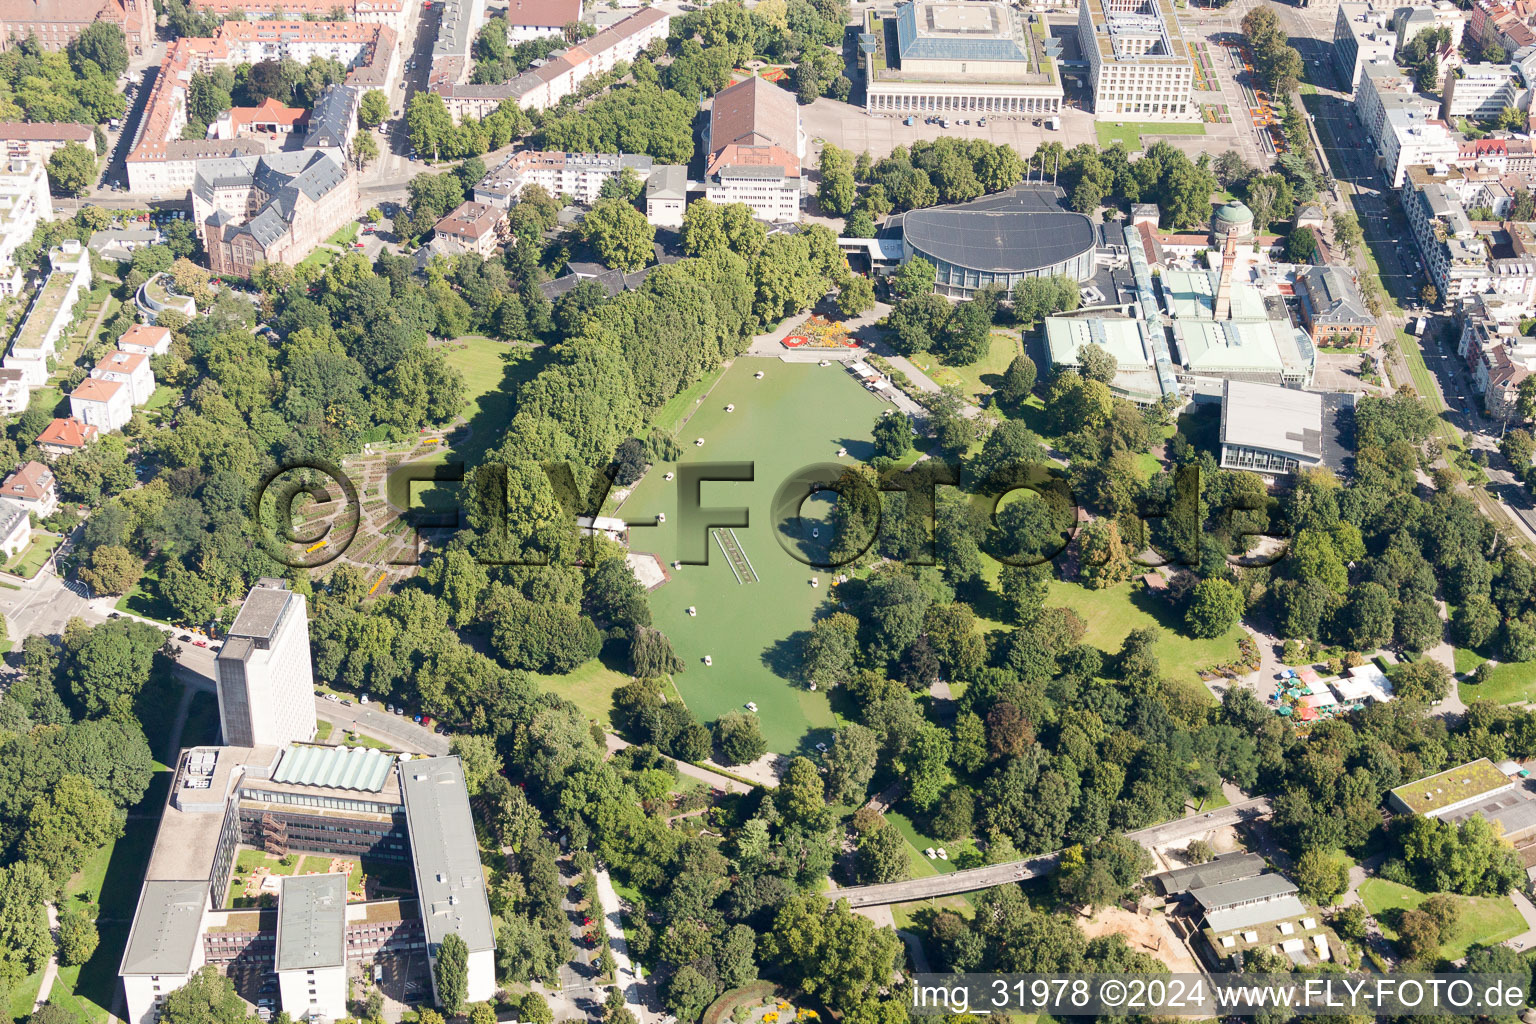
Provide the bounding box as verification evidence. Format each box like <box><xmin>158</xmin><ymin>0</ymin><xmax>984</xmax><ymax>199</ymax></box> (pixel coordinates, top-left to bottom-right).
<box><xmin>193</xmin><ymin>639</ymin><xmax>208</xmax><ymax>647</ymax></box>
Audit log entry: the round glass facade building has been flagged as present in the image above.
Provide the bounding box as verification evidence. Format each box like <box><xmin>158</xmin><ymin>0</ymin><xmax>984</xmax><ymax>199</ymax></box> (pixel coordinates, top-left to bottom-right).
<box><xmin>895</xmin><ymin>185</ymin><xmax>1098</xmax><ymax>297</ymax></box>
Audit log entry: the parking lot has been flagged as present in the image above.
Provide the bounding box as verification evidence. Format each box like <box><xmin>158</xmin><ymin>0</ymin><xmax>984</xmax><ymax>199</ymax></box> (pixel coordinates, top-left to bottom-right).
<box><xmin>800</xmin><ymin>93</ymin><xmax>1093</xmax><ymax>162</ymax></box>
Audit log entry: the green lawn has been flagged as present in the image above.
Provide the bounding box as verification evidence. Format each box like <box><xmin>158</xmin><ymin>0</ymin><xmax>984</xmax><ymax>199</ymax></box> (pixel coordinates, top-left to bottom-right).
<box><xmin>327</xmin><ymin>223</ymin><xmax>361</xmax><ymax>247</ymax></box>
<box><xmin>650</xmin><ymin>362</ymin><xmax>731</xmax><ymax>437</ymax></box>
<box><xmin>1453</xmin><ymin>654</ymin><xmax>1536</xmax><ymax>704</ymax></box>
<box><xmin>887</xmin><ymin>810</ymin><xmax>978</xmax><ymax>879</ymax></box>
<box><xmin>235</xmin><ymin>849</ymin><xmax>298</xmax><ymax>876</ymax></box>
<box><xmin>1044</xmin><ymin>579</ymin><xmax>1242</xmax><ymax>683</ymax></box>
<box><xmin>3</xmin><ymin>534</ymin><xmax>60</xmax><ymax>579</ymax></box>
<box><xmin>7</xmin><ymin>968</ymin><xmax>44</xmax><ymax>1020</ymax></box>
<box><xmin>536</xmin><ymin>656</ymin><xmax>646</xmax><ymax>730</ymax></box>
<box><xmin>34</xmin><ymin>774</ymin><xmax>165</xmax><ymax>1024</ymax></box>
<box><xmin>144</xmin><ymin>384</ymin><xmax>177</xmax><ymax>411</ymax></box>
<box><xmin>909</xmin><ymin>333</ymin><xmax>1022</xmax><ymax>404</ymax></box>
<box><xmin>1360</xmin><ymin>879</ymin><xmax>1526</xmax><ymax>961</ymax></box>
<box><xmin>298</xmin><ymin>245</ymin><xmax>339</xmax><ymax>272</ymax></box>
<box><xmin>296</xmin><ymin>854</ymin><xmax>363</xmax><ymax>891</ymax></box>
<box><xmin>315</xmin><ymin>719</ymin><xmax>334</xmax><ymax>742</ymax></box>
<box><xmin>1095</xmin><ymin>121</ymin><xmax>1206</xmax><ymax>149</ymax></box>
<box><xmin>338</xmin><ymin>731</ymin><xmax>396</xmax><ymax>751</ymax></box>
<box><xmin>114</xmin><ymin>572</ymin><xmax>178</xmax><ymax>625</ymax></box>
<box><xmin>617</xmin><ymin>360</ymin><xmax>889</xmax><ymax>752</ymax></box>
<box><xmin>397</xmin><ymin>339</ymin><xmax>550</xmax><ymax>511</ymax></box>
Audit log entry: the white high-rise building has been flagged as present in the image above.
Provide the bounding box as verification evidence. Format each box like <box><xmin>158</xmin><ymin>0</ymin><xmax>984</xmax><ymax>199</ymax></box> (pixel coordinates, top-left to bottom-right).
<box><xmin>215</xmin><ymin>579</ymin><xmax>316</xmax><ymax>748</ymax></box>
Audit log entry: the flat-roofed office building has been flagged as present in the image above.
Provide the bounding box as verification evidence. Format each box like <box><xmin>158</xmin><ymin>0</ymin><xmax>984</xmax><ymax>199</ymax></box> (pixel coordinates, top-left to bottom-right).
<box><xmin>401</xmin><ymin>757</ymin><xmax>498</xmax><ymax>1004</ymax></box>
<box><xmin>1218</xmin><ymin>379</ymin><xmax>1356</xmax><ymax>477</ymax></box>
<box><xmin>1077</xmin><ymin>0</ymin><xmax>1197</xmax><ymax>121</ymax></box>
<box><xmin>276</xmin><ymin>874</ymin><xmax>348</xmax><ymax>1020</ymax></box>
<box><xmin>862</xmin><ymin>1</ymin><xmax>1064</xmax><ymax>116</ymax></box>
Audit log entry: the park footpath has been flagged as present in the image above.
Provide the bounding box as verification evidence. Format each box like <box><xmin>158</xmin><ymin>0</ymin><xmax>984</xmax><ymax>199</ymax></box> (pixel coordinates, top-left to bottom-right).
<box><xmin>603</xmin><ymin>733</ymin><xmax>754</xmax><ymax>794</ymax></box>
<box><xmin>31</xmin><ymin>903</ymin><xmax>60</xmax><ymax>1012</ymax></box>
<box><xmin>596</xmin><ymin>870</ymin><xmax>658</xmax><ymax>1023</ymax></box>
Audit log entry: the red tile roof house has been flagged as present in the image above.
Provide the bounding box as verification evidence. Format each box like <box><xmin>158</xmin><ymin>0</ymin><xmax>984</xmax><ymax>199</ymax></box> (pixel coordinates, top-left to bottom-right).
<box><xmin>37</xmin><ymin>417</ymin><xmax>97</xmax><ymax>457</ymax></box>
<box><xmin>433</xmin><ymin>201</ymin><xmax>505</xmax><ymax>257</ymax></box>
<box><xmin>68</xmin><ymin>377</ymin><xmax>133</xmax><ymax>434</ymax></box>
<box><xmin>0</xmin><ymin>461</ymin><xmax>56</xmax><ymax>517</ymax></box>
<box><xmin>118</xmin><ymin>324</ymin><xmax>173</xmax><ymax>356</ymax></box>
<box><xmin>91</xmin><ymin>349</ymin><xmax>156</xmax><ymax>406</ymax></box>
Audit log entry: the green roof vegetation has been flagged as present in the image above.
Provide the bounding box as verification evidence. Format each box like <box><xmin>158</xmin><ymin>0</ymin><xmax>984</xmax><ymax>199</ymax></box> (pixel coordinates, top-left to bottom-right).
<box><xmin>13</xmin><ymin>274</ymin><xmax>76</xmax><ymax>349</ymax></box>
<box><xmin>1389</xmin><ymin>758</ymin><xmax>1511</xmax><ymax>815</ymax></box>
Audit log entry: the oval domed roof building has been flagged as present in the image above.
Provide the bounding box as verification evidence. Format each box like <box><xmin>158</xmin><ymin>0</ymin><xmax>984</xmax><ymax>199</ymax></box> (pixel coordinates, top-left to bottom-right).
<box><xmin>890</xmin><ymin>185</ymin><xmax>1099</xmax><ymax>297</ymax></box>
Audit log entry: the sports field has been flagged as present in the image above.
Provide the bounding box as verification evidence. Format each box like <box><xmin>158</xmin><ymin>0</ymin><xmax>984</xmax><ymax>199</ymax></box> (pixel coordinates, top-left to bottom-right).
<box><xmin>618</xmin><ymin>360</ymin><xmax>889</xmax><ymax>752</ymax></box>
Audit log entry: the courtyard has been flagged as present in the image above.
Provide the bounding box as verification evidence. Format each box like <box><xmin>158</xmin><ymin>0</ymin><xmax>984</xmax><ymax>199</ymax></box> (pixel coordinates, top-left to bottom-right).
<box><xmin>616</xmin><ymin>359</ymin><xmax>890</xmax><ymax>752</ymax></box>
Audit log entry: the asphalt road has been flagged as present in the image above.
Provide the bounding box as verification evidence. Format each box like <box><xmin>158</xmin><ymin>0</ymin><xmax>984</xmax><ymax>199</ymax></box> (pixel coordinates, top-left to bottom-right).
<box><xmin>830</xmin><ymin>796</ymin><xmax>1273</xmax><ymax>907</ymax></box>
<box><xmin>0</xmin><ymin>557</ymin><xmax>450</xmax><ymax>755</ymax></box>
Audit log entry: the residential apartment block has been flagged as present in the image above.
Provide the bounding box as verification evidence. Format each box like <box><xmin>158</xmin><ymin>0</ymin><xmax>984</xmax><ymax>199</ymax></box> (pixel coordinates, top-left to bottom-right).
<box><xmin>1078</xmin><ymin>0</ymin><xmax>1196</xmax><ymax>121</ymax></box>
<box><xmin>646</xmin><ymin>164</ymin><xmax>687</xmax><ymax>228</ymax></box>
<box><xmin>476</xmin><ymin>150</ymin><xmax>654</xmax><ymax>205</ymax></box>
<box><xmin>69</xmin><ymin>377</ymin><xmax>133</xmax><ymax>434</ymax></box>
<box><xmin>1334</xmin><ymin>3</ymin><xmax>1400</xmax><ymax>90</ymax></box>
<box><xmin>91</xmin><ymin>350</ymin><xmax>156</xmax><ymax>406</ymax></box>
<box><xmin>1381</xmin><ymin>106</ymin><xmax>1460</xmax><ymax>187</ymax></box>
<box><xmin>0</xmin><ymin>122</ymin><xmax>96</xmax><ymax>164</ymax></box>
<box><xmin>505</xmin><ymin>0</ymin><xmax>583</xmax><ymax>41</ymax></box>
<box><xmin>37</xmin><ymin>417</ymin><xmax>97</xmax><ymax>456</ymax></box>
<box><xmin>1471</xmin><ymin>0</ymin><xmax>1536</xmax><ymax>56</ymax></box>
<box><xmin>189</xmin><ymin>0</ymin><xmax>406</xmax><ymax>26</ymax></box>
<box><xmin>4</xmin><ymin>241</ymin><xmax>91</xmax><ymax>388</ymax></box>
<box><xmin>0</xmin><ymin>158</ymin><xmax>51</xmax><ymax>296</ymax></box>
<box><xmin>0</xmin><ymin>461</ymin><xmax>57</xmax><ymax>518</ymax></box>
<box><xmin>1401</xmin><ymin>167</ymin><xmax>1536</xmax><ymax>304</ymax></box>
<box><xmin>436</xmin><ymin>7</ymin><xmax>670</xmax><ymax>117</ymax></box>
<box><xmin>433</xmin><ymin>201</ymin><xmax>505</xmax><ymax>256</ymax></box>
<box><xmin>1456</xmin><ymin>291</ymin><xmax>1536</xmax><ymax>418</ymax></box>
<box><xmin>126</xmin><ymin>21</ymin><xmax>395</xmax><ymax>195</ymax></box>
<box><xmin>701</xmin><ymin>76</ymin><xmax>804</xmax><ymax>224</ymax></box>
